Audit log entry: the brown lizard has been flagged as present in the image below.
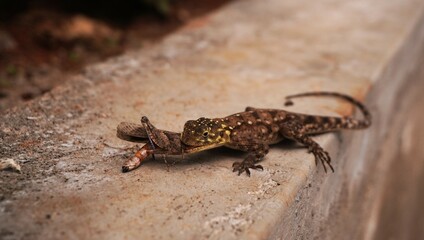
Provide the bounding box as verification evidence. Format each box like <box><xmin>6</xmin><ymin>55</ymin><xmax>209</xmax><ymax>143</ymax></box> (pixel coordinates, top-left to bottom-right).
<box><xmin>117</xmin><ymin>92</ymin><xmax>371</xmax><ymax>175</ymax></box>
<box><xmin>181</xmin><ymin>91</ymin><xmax>371</xmax><ymax>176</ymax></box>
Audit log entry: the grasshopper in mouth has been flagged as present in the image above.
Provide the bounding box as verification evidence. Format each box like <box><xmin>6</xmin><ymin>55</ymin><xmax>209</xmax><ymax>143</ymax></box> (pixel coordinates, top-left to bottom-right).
<box><xmin>117</xmin><ymin>117</ymin><xmax>197</xmax><ymax>172</ymax></box>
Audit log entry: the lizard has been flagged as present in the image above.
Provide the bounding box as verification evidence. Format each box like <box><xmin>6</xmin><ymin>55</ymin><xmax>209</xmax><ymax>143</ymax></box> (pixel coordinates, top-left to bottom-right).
<box><xmin>117</xmin><ymin>92</ymin><xmax>371</xmax><ymax>175</ymax></box>
<box><xmin>181</xmin><ymin>91</ymin><xmax>371</xmax><ymax>176</ymax></box>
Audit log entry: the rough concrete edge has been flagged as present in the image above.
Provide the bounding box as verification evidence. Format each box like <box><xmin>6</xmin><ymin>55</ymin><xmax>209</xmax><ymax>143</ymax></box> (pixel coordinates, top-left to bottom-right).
<box><xmin>2</xmin><ymin>2</ymin><xmax>423</xmax><ymax>239</ymax></box>
<box><xmin>264</xmin><ymin>3</ymin><xmax>424</xmax><ymax>240</ymax></box>
<box><xmin>359</xmin><ymin>6</ymin><xmax>424</xmax><ymax>240</ymax></box>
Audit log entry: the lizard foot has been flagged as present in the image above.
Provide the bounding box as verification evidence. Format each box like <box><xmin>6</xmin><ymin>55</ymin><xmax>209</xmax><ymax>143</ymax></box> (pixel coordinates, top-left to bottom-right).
<box><xmin>310</xmin><ymin>147</ymin><xmax>334</xmax><ymax>173</ymax></box>
<box><xmin>232</xmin><ymin>161</ymin><xmax>263</xmax><ymax>177</ymax></box>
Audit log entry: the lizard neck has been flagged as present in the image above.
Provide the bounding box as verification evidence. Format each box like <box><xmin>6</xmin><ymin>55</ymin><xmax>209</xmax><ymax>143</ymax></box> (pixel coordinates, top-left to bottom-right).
<box><xmin>212</xmin><ymin>117</ymin><xmax>233</xmax><ymax>142</ymax></box>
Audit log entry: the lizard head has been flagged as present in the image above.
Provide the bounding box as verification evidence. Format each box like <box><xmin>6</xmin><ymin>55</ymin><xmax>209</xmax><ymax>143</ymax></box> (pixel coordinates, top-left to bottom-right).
<box><xmin>181</xmin><ymin>117</ymin><xmax>231</xmax><ymax>152</ymax></box>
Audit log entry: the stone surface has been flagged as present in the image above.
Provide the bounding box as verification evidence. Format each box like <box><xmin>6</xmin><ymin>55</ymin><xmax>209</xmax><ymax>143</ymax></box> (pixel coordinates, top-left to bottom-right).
<box><xmin>1</xmin><ymin>0</ymin><xmax>424</xmax><ymax>239</ymax></box>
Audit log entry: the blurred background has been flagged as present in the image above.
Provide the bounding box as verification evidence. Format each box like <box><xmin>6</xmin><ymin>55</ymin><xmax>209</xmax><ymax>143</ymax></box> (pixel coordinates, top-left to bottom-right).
<box><xmin>0</xmin><ymin>0</ymin><xmax>230</xmax><ymax>111</ymax></box>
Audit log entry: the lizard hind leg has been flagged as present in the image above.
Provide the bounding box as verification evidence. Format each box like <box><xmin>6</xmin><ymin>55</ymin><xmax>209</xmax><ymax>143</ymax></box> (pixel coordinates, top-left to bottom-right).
<box><xmin>308</xmin><ymin>143</ymin><xmax>334</xmax><ymax>173</ymax></box>
<box><xmin>280</xmin><ymin>122</ymin><xmax>334</xmax><ymax>173</ymax></box>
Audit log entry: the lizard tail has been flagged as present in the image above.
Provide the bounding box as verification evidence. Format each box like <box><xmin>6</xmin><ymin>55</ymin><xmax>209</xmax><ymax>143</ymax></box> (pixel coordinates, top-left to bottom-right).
<box><xmin>285</xmin><ymin>91</ymin><xmax>372</xmax><ymax>129</ymax></box>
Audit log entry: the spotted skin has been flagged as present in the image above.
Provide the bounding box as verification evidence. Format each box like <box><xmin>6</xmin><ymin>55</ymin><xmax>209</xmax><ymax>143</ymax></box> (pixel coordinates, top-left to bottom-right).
<box><xmin>181</xmin><ymin>92</ymin><xmax>371</xmax><ymax>176</ymax></box>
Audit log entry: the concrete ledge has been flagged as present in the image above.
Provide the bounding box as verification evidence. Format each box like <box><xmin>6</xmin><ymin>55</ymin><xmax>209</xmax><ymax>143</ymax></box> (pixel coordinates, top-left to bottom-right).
<box><xmin>1</xmin><ymin>0</ymin><xmax>424</xmax><ymax>239</ymax></box>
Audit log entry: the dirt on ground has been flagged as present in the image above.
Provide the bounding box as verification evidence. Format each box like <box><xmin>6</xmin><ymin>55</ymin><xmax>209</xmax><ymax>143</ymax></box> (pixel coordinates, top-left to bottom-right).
<box><xmin>0</xmin><ymin>0</ymin><xmax>230</xmax><ymax>112</ymax></box>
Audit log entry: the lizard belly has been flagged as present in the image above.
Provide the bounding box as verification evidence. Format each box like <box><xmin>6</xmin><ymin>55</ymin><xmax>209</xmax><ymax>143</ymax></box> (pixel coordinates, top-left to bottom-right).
<box><xmin>267</xmin><ymin>136</ymin><xmax>284</xmax><ymax>145</ymax></box>
<box><xmin>225</xmin><ymin>135</ymin><xmax>284</xmax><ymax>151</ymax></box>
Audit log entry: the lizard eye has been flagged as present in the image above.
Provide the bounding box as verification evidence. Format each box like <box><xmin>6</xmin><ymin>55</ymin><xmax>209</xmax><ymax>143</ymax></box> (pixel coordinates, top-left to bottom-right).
<box><xmin>202</xmin><ymin>131</ymin><xmax>209</xmax><ymax>137</ymax></box>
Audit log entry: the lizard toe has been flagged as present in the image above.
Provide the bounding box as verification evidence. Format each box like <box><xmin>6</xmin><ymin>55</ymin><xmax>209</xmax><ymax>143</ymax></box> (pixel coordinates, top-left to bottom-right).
<box><xmin>232</xmin><ymin>161</ymin><xmax>263</xmax><ymax>176</ymax></box>
<box><xmin>311</xmin><ymin>147</ymin><xmax>334</xmax><ymax>173</ymax></box>
<box><xmin>232</xmin><ymin>161</ymin><xmax>242</xmax><ymax>168</ymax></box>
<box><xmin>252</xmin><ymin>164</ymin><xmax>264</xmax><ymax>171</ymax></box>
<box><xmin>240</xmin><ymin>167</ymin><xmax>250</xmax><ymax>177</ymax></box>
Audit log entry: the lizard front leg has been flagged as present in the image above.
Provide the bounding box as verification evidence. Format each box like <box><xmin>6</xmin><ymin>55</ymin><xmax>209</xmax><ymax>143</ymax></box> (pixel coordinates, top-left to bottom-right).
<box><xmin>232</xmin><ymin>144</ymin><xmax>269</xmax><ymax>176</ymax></box>
<box><xmin>280</xmin><ymin>121</ymin><xmax>334</xmax><ymax>173</ymax></box>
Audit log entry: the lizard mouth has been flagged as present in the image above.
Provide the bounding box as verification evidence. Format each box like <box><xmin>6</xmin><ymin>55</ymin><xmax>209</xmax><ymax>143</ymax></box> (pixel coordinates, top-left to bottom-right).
<box><xmin>182</xmin><ymin>142</ymin><xmax>226</xmax><ymax>154</ymax></box>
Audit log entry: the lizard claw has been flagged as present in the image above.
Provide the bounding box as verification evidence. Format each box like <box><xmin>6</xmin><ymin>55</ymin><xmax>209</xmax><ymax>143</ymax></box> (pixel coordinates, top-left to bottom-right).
<box><xmin>310</xmin><ymin>147</ymin><xmax>334</xmax><ymax>173</ymax></box>
<box><xmin>232</xmin><ymin>161</ymin><xmax>263</xmax><ymax>177</ymax></box>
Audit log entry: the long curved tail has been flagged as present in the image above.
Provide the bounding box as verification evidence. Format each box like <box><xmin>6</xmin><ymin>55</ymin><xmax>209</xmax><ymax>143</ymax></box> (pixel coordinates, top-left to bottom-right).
<box><xmin>285</xmin><ymin>91</ymin><xmax>372</xmax><ymax>129</ymax></box>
